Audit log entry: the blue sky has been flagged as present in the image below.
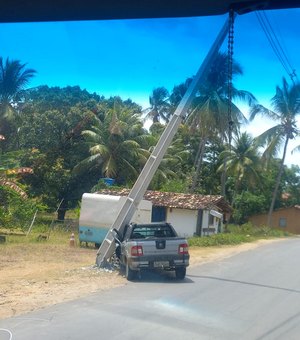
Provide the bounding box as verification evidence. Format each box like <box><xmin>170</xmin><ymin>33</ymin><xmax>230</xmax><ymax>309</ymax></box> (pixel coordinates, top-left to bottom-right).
<box><xmin>0</xmin><ymin>8</ymin><xmax>300</xmax><ymax>165</ymax></box>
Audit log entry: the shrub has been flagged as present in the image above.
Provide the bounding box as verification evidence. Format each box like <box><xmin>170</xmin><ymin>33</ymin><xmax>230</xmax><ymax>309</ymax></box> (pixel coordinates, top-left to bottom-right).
<box><xmin>188</xmin><ymin>233</ymin><xmax>255</xmax><ymax>247</ymax></box>
<box><xmin>0</xmin><ymin>189</ymin><xmax>46</xmax><ymax>231</ymax></box>
<box><xmin>227</xmin><ymin>222</ymin><xmax>290</xmax><ymax>237</ymax></box>
<box><xmin>188</xmin><ymin>222</ymin><xmax>290</xmax><ymax>247</ymax></box>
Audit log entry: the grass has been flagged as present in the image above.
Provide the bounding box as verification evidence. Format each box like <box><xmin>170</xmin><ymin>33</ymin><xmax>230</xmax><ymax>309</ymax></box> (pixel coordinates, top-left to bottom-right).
<box><xmin>0</xmin><ymin>227</ymin><xmax>78</xmax><ymax>245</ymax></box>
<box><xmin>189</xmin><ymin>233</ymin><xmax>255</xmax><ymax>247</ymax></box>
<box><xmin>1</xmin><ymin>221</ymin><xmax>292</xmax><ymax>248</ymax></box>
<box><xmin>0</xmin><ymin>209</ymin><xmax>79</xmax><ymax>245</ymax></box>
<box><xmin>188</xmin><ymin>222</ymin><xmax>291</xmax><ymax>247</ymax></box>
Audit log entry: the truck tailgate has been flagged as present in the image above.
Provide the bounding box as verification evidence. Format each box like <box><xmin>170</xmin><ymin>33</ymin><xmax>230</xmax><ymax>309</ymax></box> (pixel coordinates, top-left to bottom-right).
<box><xmin>137</xmin><ymin>238</ymin><xmax>186</xmax><ymax>256</ymax></box>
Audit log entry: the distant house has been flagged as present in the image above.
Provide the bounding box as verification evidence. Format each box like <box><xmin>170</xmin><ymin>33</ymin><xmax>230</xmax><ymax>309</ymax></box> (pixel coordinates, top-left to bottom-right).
<box><xmin>248</xmin><ymin>205</ymin><xmax>300</xmax><ymax>234</ymax></box>
<box><xmin>98</xmin><ymin>189</ymin><xmax>232</xmax><ymax>238</ymax></box>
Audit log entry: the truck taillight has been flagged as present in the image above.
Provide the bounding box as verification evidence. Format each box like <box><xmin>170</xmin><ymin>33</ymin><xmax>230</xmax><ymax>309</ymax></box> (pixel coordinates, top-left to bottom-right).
<box><xmin>178</xmin><ymin>243</ymin><xmax>189</xmax><ymax>255</ymax></box>
<box><xmin>131</xmin><ymin>245</ymin><xmax>143</xmax><ymax>256</ymax></box>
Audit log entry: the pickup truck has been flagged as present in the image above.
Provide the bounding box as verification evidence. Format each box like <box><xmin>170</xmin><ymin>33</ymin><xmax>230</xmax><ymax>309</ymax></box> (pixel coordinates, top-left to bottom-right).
<box><xmin>113</xmin><ymin>222</ymin><xmax>190</xmax><ymax>280</ymax></box>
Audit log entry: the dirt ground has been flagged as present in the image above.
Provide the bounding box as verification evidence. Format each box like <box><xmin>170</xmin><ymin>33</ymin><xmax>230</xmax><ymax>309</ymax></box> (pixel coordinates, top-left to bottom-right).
<box><xmin>0</xmin><ymin>238</ymin><xmax>282</xmax><ymax>320</ymax></box>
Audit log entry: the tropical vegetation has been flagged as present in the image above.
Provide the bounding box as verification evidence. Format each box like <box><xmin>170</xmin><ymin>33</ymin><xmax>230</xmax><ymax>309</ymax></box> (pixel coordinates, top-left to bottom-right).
<box><xmin>250</xmin><ymin>77</ymin><xmax>300</xmax><ymax>226</ymax></box>
<box><xmin>1</xmin><ymin>55</ymin><xmax>300</xmax><ymax>232</ymax></box>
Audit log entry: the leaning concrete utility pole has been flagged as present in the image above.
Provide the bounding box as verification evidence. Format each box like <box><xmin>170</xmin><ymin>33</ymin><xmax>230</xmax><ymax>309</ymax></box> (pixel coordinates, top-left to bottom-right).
<box><xmin>96</xmin><ymin>14</ymin><xmax>236</xmax><ymax>267</ymax></box>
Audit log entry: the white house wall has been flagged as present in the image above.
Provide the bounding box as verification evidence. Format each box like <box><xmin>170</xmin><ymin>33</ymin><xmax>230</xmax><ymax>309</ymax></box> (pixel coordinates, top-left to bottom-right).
<box><xmin>166</xmin><ymin>207</ymin><xmax>197</xmax><ymax>238</ymax></box>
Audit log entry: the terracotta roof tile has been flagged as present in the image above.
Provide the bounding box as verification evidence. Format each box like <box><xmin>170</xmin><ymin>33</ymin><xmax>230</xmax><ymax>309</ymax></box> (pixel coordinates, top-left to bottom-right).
<box><xmin>97</xmin><ymin>189</ymin><xmax>232</xmax><ymax>213</ymax></box>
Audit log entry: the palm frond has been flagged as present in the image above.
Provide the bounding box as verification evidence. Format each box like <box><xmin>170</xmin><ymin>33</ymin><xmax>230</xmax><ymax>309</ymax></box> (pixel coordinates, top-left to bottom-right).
<box><xmin>232</xmin><ymin>89</ymin><xmax>257</xmax><ymax>107</ymax></box>
<box><xmin>291</xmin><ymin>145</ymin><xmax>300</xmax><ymax>155</ymax></box>
<box><xmin>249</xmin><ymin>104</ymin><xmax>279</xmax><ymax>121</ymax></box>
<box><xmin>254</xmin><ymin>125</ymin><xmax>283</xmax><ymax>147</ymax></box>
<box><xmin>73</xmin><ymin>154</ymin><xmax>103</xmax><ymax>174</ymax></box>
<box><xmin>104</xmin><ymin>156</ymin><xmax>117</xmax><ymax>178</ymax></box>
<box><xmin>0</xmin><ymin>179</ymin><xmax>28</xmax><ymax>198</ymax></box>
<box><xmin>90</xmin><ymin>144</ymin><xmax>109</xmax><ymax>157</ymax></box>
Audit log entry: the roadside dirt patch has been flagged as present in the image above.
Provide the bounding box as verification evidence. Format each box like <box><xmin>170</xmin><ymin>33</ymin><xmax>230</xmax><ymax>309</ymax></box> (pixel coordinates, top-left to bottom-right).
<box><xmin>0</xmin><ymin>238</ymin><xmax>283</xmax><ymax>319</ymax></box>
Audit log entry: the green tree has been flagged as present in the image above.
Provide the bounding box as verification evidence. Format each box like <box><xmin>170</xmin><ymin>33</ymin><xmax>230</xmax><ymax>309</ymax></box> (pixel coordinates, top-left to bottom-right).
<box><xmin>233</xmin><ymin>191</ymin><xmax>267</xmax><ymax>224</ymax></box>
<box><xmin>187</xmin><ymin>52</ymin><xmax>255</xmax><ymax>193</ymax></box>
<box><xmin>250</xmin><ymin>77</ymin><xmax>300</xmax><ymax>226</ymax></box>
<box><xmin>0</xmin><ymin>57</ymin><xmax>36</xmax><ymax>151</ymax></box>
<box><xmin>281</xmin><ymin>165</ymin><xmax>300</xmax><ymax>206</ymax></box>
<box><xmin>196</xmin><ymin>137</ymin><xmax>225</xmax><ymax>195</ymax></box>
<box><xmin>77</xmin><ymin>98</ymin><xmax>149</xmax><ymax>185</ymax></box>
<box><xmin>169</xmin><ymin>78</ymin><xmax>193</xmax><ymax>117</ymax></box>
<box><xmin>19</xmin><ymin>86</ymin><xmax>104</xmax><ymax>219</ymax></box>
<box><xmin>0</xmin><ymin>149</ymin><xmax>33</xmax><ymax>198</ymax></box>
<box><xmin>0</xmin><ymin>148</ymin><xmax>37</xmax><ymax>229</ymax></box>
<box><xmin>218</xmin><ymin>132</ymin><xmax>262</xmax><ymax>205</ymax></box>
<box><xmin>147</xmin><ymin>122</ymin><xmax>194</xmax><ymax>191</ymax></box>
<box><xmin>144</xmin><ymin>87</ymin><xmax>171</xmax><ymax>124</ymax></box>
<box><xmin>0</xmin><ymin>57</ymin><xmax>36</xmax><ymax>118</ymax></box>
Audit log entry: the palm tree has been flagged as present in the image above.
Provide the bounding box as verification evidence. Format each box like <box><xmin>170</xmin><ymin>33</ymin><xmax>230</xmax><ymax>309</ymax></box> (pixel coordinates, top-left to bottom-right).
<box><xmin>144</xmin><ymin>87</ymin><xmax>171</xmax><ymax>124</ymax></box>
<box><xmin>250</xmin><ymin>77</ymin><xmax>300</xmax><ymax>227</ymax></box>
<box><xmin>0</xmin><ymin>57</ymin><xmax>36</xmax><ymax>118</ymax></box>
<box><xmin>187</xmin><ymin>52</ymin><xmax>256</xmax><ymax>193</ymax></box>
<box><xmin>0</xmin><ymin>149</ymin><xmax>33</xmax><ymax>198</ymax></box>
<box><xmin>169</xmin><ymin>78</ymin><xmax>193</xmax><ymax>117</ymax></box>
<box><xmin>218</xmin><ymin>132</ymin><xmax>262</xmax><ymax>205</ymax></box>
<box><xmin>147</xmin><ymin>126</ymin><xmax>191</xmax><ymax>190</ymax></box>
<box><xmin>75</xmin><ymin>101</ymin><xmax>150</xmax><ymax>184</ymax></box>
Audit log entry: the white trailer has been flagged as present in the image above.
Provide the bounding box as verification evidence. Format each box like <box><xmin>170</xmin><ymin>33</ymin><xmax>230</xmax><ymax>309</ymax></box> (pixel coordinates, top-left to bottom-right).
<box><xmin>79</xmin><ymin>193</ymin><xmax>152</xmax><ymax>247</ymax></box>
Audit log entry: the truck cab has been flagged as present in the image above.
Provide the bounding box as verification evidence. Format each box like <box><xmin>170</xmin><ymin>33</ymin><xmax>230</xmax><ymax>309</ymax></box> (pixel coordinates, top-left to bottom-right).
<box><xmin>115</xmin><ymin>222</ymin><xmax>190</xmax><ymax>280</ymax></box>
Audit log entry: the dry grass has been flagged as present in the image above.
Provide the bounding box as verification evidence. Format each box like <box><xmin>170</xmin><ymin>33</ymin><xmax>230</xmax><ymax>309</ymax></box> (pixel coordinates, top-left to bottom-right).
<box><xmin>0</xmin><ymin>232</ymin><xmax>125</xmax><ymax>318</ymax></box>
<box><xmin>0</xmin><ymin>232</ymin><xmax>283</xmax><ymax>319</ymax></box>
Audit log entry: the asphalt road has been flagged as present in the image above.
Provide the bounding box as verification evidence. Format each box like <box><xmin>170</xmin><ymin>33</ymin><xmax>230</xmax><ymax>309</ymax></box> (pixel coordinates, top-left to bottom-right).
<box><xmin>1</xmin><ymin>238</ymin><xmax>300</xmax><ymax>340</ymax></box>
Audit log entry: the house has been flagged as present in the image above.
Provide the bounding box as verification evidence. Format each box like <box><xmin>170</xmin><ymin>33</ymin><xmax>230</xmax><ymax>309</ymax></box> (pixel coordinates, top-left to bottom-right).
<box><xmin>248</xmin><ymin>205</ymin><xmax>300</xmax><ymax>234</ymax></box>
<box><xmin>98</xmin><ymin>189</ymin><xmax>232</xmax><ymax>238</ymax></box>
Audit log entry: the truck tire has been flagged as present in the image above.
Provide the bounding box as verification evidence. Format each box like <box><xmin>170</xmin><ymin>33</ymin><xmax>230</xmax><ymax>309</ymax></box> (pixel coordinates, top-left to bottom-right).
<box><xmin>175</xmin><ymin>267</ymin><xmax>186</xmax><ymax>280</ymax></box>
<box><xmin>125</xmin><ymin>261</ymin><xmax>136</xmax><ymax>281</ymax></box>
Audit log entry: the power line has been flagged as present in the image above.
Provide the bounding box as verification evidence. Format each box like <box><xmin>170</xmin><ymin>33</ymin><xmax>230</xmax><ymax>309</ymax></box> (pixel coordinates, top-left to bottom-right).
<box><xmin>255</xmin><ymin>11</ymin><xmax>290</xmax><ymax>76</ymax></box>
<box><xmin>261</xmin><ymin>11</ymin><xmax>295</xmax><ymax>74</ymax></box>
<box><xmin>255</xmin><ymin>10</ymin><xmax>297</xmax><ymax>82</ymax></box>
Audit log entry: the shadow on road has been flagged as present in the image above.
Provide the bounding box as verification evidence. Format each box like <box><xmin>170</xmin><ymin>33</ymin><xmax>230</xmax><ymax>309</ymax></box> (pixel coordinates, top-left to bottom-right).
<box><xmin>129</xmin><ymin>270</ymin><xmax>194</xmax><ymax>284</ymax></box>
<box><xmin>188</xmin><ymin>274</ymin><xmax>300</xmax><ymax>293</ymax></box>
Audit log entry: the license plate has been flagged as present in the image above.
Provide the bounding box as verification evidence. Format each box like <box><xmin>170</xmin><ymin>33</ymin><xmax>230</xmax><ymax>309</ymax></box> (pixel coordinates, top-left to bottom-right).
<box><xmin>154</xmin><ymin>261</ymin><xmax>169</xmax><ymax>268</ymax></box>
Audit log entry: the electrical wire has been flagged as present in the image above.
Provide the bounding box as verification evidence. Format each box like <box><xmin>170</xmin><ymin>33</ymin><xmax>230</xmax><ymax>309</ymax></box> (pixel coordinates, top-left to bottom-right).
<box><xmin>255</xmin><ymin>10</ymin><xmax>297</xmax><ymax>82</ymax></box>
<box><xmin>261</xmin><ymin>11</ymin><xmax>295</xmax><ymax>74</ymax></box>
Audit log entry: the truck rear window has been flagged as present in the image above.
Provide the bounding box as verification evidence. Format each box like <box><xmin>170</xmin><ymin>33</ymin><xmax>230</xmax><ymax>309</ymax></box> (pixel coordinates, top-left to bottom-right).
<box><xmin>131</xmin><ymin>225</ymin><xmax>176</xmax><ymax>239</ymax></box>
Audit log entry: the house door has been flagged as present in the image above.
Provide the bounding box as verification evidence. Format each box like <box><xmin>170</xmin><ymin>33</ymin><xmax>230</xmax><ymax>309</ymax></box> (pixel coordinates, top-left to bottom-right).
<box><xmin>151</xmin><ymin>206</ymin><xmax>167</xmax><ymax>222</ymax></box>
<box><xmin>196</xmin><ymin>210</ymin><xmax>203</xmax><ymax>236</ymax></box>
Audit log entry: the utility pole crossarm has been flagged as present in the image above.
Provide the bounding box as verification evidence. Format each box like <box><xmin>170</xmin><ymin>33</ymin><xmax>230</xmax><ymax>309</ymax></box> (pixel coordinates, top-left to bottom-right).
<box><xmin>96</xmin><ymin>14</ymin><xmax>235</xmax><ymax>267</ymax></box>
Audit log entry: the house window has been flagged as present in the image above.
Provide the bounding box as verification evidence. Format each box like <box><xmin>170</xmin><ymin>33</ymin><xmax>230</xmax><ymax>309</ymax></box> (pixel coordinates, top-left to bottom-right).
<box><xmin>279</xmin><ymin>217</ymin><xmax>287</xmax><ymax>228</ymax></box>
<box><xmin>208</xmin><ymin>214</ymin><xmax>214</xmax><ymax>226</ymax></box>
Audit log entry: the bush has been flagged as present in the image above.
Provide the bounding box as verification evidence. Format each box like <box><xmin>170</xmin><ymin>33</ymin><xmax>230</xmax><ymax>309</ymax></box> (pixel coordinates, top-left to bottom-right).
<box><xmin>227</xmin><ymin>222</ymin><xmax>290</xmax><ymax>237</ymax></box>
<box><xmin>188</xmin><ymin>233</ymin><xmax>255</xmax><ymax>247</ymax></box>
<box><xmin>232</xmin><ymin>192</ymin><xmax>267</xmax><ymax>224</ymax></box>
<box><xmin>188</xmin><ymin>222</ymin><xmax>290</xmax><ymax>247</ymax></box>
<box><xmin>0</xmin><ymin>189</ymin><xmax>46</xmax><ymax>231</ymax></box>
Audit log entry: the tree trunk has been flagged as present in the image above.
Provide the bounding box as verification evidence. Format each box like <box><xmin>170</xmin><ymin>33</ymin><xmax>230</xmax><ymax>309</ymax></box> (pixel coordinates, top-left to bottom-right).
<box><xmin>190</xmin><ymin>137</ymin><xmax>207</xmax><ymax>193</ymax></box>
<box><xmin>57</xmin><ymin>199</ymin><xmax>67</xmax><ymax>221</ymax></box>
<box><xmin>230</xmin><ymin>171</ymin><xmax>241</xmax><ymax>207</ymax></box>
<box><xmin>221</xmin><ymin>157</ymin><xmax>227</xmax><ymax>197</ymax></box>
<box><xmin>267</xmin><ymin>136</ymin><xmax>289</xmax><ymax>227</ymax></box>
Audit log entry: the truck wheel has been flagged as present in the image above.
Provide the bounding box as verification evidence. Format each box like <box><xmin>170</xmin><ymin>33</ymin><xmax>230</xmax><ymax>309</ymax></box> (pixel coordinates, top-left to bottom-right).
<box><xmin>175</xmin><ymin>267</ymin><xmax>186</xmax><ymax>280</ymax></box>
<box><xmin>125</xmin><ymin>261</ymin><xmax>136</xmax><ymax>281</ymax></box>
